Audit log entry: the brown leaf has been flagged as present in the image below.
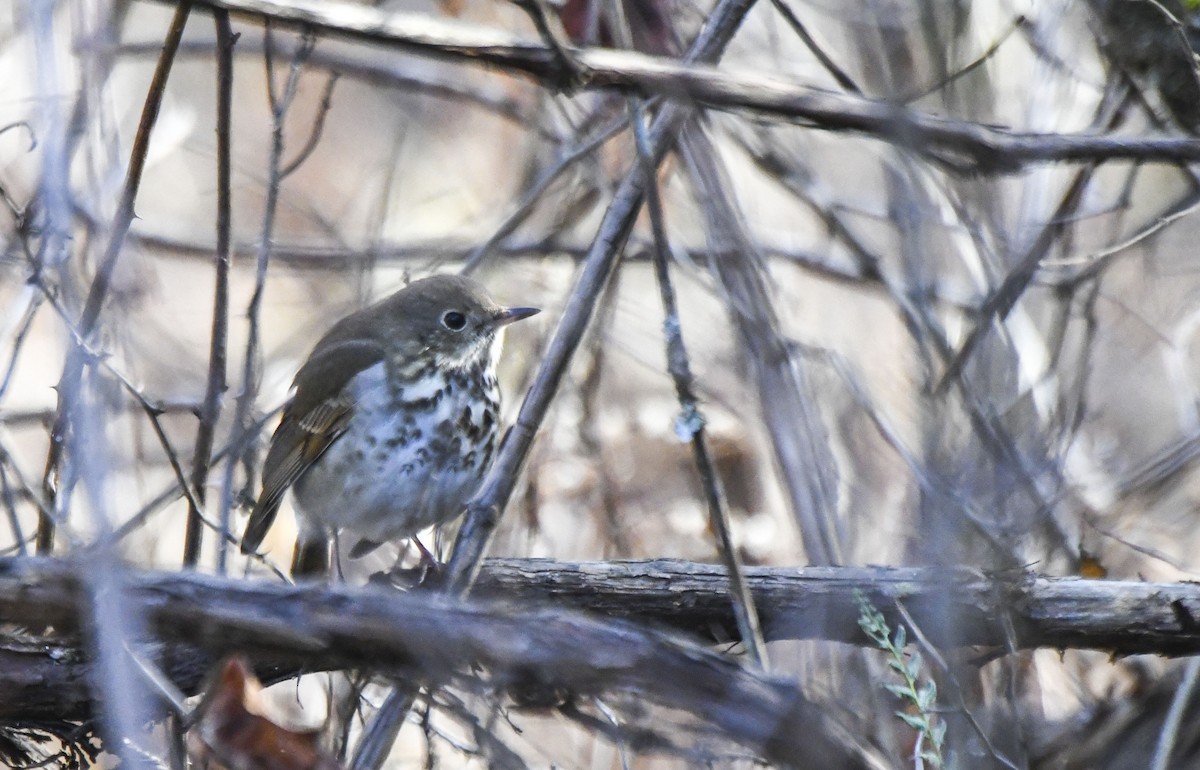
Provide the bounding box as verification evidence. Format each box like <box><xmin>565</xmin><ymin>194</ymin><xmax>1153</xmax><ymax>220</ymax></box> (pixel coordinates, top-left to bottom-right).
<box><xmin>190</xmin><ymin>657</ymin><xmax>343</xmax><ymax>770</ymax></box>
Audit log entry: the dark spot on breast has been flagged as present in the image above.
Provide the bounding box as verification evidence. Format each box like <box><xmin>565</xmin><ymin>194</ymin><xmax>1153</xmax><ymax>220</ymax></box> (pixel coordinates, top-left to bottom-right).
<box><xmin>401</xmin><ymin>384</ymin><xmax>448</xmax><ymax>412</ymax></box>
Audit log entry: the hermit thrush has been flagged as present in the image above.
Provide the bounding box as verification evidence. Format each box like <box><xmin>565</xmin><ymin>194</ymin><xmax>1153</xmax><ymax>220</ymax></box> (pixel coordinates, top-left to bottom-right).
<box><xmin>240</xmin><ymin>274</ymin><xmax>539</xmax><ymax>577</ymax></box>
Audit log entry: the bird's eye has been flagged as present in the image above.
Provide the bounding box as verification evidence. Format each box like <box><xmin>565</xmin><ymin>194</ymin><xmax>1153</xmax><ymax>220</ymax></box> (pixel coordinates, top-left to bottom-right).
<box><xmin>442</xmin><ymin>311</ymin><xmax>467</xmax><ymax>331</ymax></box>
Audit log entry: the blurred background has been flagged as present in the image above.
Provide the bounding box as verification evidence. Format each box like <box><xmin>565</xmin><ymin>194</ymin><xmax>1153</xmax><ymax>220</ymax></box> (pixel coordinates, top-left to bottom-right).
<box><xmin>5</xmin><ymin>0</ymin><xmax>1200</xmax><ymax>766</ymax></box>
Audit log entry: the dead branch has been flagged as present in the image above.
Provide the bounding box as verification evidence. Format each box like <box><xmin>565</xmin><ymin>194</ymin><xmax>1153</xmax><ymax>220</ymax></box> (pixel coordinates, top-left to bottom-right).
<box><xmin>147</xmin><ymin>0</ymin><xmax>1200</xmax><ymax>171</ymax></box>
<box><xmin>474</xmin><ymin>558</ymin><xmax>1200</xmax><ymax>654</ymax></box>
<box><xmin>0</xmin><ymin>557</ymin><xmax>864</xmax><ymax>768</ymax></box>
<box><xmin>4</xmin><ymin>557</ymin><xmax>1200</xmax><ymax>718</ymax></box>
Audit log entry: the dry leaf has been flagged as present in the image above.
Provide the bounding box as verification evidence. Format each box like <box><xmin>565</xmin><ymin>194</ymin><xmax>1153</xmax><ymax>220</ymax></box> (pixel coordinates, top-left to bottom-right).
<box><xmin>190</xmin><ymin>657</ymin><xmax>342</xmax><ymax>770</ymax></box>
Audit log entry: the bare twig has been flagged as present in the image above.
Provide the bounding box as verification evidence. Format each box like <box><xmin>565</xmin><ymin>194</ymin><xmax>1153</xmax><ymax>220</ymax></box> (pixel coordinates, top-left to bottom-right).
<box><xmin>574</xmin><ymin>271</ymin><xmax>630</xmax><ymax>556</ymax></box>
<box><xmin>679</xmin><ymin>121</ymin><xmax>843</xmax><ymax>566</ymax></box>
<box><xmin>39</xmin><ymin>1</ymin><xmax>193</xmax><ymax>554</ymax></box>
<box><xmin>935</xmin><ymin>164</ymin><xmax>1098</xmax><ymax>393</ymax></box>
<box><xmin>935</xmin><ymin>82</ymin><xmax>1134</xmax><ymax>393</ymax></box>
<box><xmin>183</xmin><ymin>9</ymin><xmax>236</xmax><ymax>568</ymax></box>
<box><xmin>462</xmin><ymin>110</ymin><xmax>628</xmax><ymax>274</ymax></box>
<box><xmin>0</xmin><ymin>288</ymin><xmax>42</xmax><ymax>404</ymax></box>
<box><xmin>105</xmin><ymin>35</ymin><xmax>538</xmax><ymax>128</ymax></box>
<box><xmin>142</xmin><ymin>0</ymin><xmax>1200</xmax><ymax>171</ymax></box>
<box><xmin>1151</xmin><ymin>657</ymin><xmax>1200</xmax><ymax>770</ymax></box>
<box><xmin>765</xmin><ymin>0</ymin><xmax>860</xmax><ymax>93</ymax></box>
<box><xmin>214</xmin><ymin>29</ymin><xmax>315</xmax><ymax>573</ymax></box>
<box><xmin>0</xmin><ymin>465</ymin><xmax>25</xmax><ymax>557</ymax></box>
<box><xmin>629</xmin><ymin>99</ymin><xmax>768</xmax><ymax>667</ymax></box>
<box><xmin>278</xmin><ymin>71</ymin><xmax>339</xmax><ymax>179</ymax></box>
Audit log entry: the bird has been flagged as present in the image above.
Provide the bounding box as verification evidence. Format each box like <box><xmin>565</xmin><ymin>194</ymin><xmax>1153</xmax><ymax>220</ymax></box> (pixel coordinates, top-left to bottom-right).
<box><xmin>240</xmin><ymin>274</ymin><xmax>540</xmax><ymax>577</ymax></box>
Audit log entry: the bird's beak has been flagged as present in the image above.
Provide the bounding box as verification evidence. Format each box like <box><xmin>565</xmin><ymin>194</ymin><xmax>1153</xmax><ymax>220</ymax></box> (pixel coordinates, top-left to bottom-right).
<box><xmin>492</xmin><ymin>306</ymin><xmax>540</xmax><ymax>327</ymax></box>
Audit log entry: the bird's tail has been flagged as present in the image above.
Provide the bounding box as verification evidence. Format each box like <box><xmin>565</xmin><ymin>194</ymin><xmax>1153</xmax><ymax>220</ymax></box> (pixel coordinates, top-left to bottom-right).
<box><xmin>240</xmin><ymin>495</ymin><xmax>281</xmax><ymax>555</ymax></box>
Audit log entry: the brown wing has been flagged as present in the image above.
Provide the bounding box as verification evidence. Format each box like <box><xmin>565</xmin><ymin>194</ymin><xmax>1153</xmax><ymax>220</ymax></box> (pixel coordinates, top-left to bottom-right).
<box><xmin>240</xmin><ymin>337</ymin><xmax>385</xmax><ymax>555</ymax></box>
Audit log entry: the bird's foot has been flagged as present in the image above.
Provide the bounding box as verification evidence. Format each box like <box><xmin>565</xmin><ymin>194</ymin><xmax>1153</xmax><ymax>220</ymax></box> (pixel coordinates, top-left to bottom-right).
<box><xmin>369</xmin><ymin>537</ymin><xmax>443</xmax><ymax>590</ymax></box>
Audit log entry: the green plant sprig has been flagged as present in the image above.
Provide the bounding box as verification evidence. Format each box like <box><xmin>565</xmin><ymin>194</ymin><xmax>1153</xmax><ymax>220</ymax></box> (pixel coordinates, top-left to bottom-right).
<box><xmin>856</xmin><ymin>591</ymin><xmax>947</xmax><ymax>769</ymax></box>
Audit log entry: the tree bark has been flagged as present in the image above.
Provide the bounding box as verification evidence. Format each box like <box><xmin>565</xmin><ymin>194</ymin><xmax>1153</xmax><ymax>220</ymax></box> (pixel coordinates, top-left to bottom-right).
<box><xmin>2</xmin><ymin>556</ymin><xmax>1197</xmax><ymax>728</ymax></box>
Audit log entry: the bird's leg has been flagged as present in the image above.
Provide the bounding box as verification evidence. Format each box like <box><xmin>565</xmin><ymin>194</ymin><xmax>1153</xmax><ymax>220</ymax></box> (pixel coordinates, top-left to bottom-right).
<box><xmin>372</xmin><ymin>536</ymin><xmax>442</xmax><ymax>590</ymax></box>
<box><xmin>411</xmin><ymin>535</ymin><xmax>441</xmax><ymax>581</ymax></box>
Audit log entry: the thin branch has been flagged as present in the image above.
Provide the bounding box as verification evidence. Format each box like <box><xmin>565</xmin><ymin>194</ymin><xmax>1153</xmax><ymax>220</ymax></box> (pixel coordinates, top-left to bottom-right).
<box><xmin>0</xmin><ymin>465</ymin><xmax>25</xmax><ymax>557</ymax></box>
<box><xmin>935</xmin><ymin>81</ymin><xmax>1135</xmax><ymax>393</ymax></box>
<box><xmin>935</xmin><ymin>163</ymin><xmax>1098</xmax><ymax>393</ymax></box>
<box><xmin>183</xmin><ymin>9</ymin><xmax>236</xmax><ymax>568</ymax></box>
<box><xmin>765</xmin><ymin>0</ymin><xmax>860</xmax><ymax>93</ymax></box>
<box><xmin>105</xmin><ymin>34</ymin><xmax>540</xmax><ymax>129</ymax></box>
<box><xmin>214</xmin><ymin>29</ymin><xmax>315</xmax><ymax>573</ymax></box>
<box><xmin>0</xmin><ymin>287</ymin><xmax>43</xmax><ymax>403</ymax></box>
<box><xmin>678</xmin><ymin>122</ymin><xmax>843</xmax><ymax>566</ymax></box>
<box><xmin>899</xmin><ymin>13</ymin><xmax>1026</xmax><ymax>102</ymax></box>
<box><xmin>462</xmin><ymin>109</ymin><xmax>629</xmax><ymax>274</ymax></box>
<box><xmin>278</xmin><ymin>71</ymin><xmax>339</xmax><ymax>178</ymax></box>
<box><xmin>123</xmin><ymin>228</ymin><xmax>891</xmax><ymax>291</ymax></box>
<box><xmin>39</xmin><ymin>0</ymin><xmax>193</xmax><ymax>553</ymax></box>
<box><xmin>24</xmin><ymin>283</ymin><xmax>212</xmax><ymax>531</ymax></box>
<box><xmin>1151</xmin><ymin>657</ymin><xmax>1200</xmax><ymax>770</ymax></box>
<box><xmin>143</xmin><ymin>0</ymin><xmax>1200</xmax><ymax>171</ymax></box>
<box><xmin>629</xmin><ymin>99</ymin><xmax>768</xmax><ymax>668</ymax></box>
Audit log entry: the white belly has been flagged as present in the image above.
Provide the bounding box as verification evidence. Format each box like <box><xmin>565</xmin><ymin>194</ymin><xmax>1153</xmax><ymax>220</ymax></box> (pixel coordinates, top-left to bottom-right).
<box><xmin>292</xmin><ymin>360</ymin><xmax>499</xmax><ymax>543</ymax></box>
